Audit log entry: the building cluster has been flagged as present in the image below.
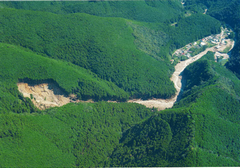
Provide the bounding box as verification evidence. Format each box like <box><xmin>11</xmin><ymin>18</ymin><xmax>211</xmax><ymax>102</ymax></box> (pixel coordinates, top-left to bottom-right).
<box><xmin>172</xmin><ymin>27</ymin><xmax>232</xmax><ymax>59</ymax></box>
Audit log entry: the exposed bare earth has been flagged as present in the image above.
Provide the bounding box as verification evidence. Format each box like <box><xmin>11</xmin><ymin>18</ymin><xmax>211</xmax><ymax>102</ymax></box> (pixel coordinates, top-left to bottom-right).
<box><xmin>214</xmin><ymin>39</ymin><xmax>235</xmax><ymax>60</ymax></box>
<box><xmin>128</xmin><ymin>48</ymin><xmax>215</xmax><ymax>110</ymax></box>
<box><xmin>203</xmin><ymin>9</ymin><xmax>208</xmax><ymax>14</ymax></box>
<box><xmin>17</xmin><ymin>30</ymin><xmax>234</xmax><ymax>111</ymax></box>
<box><xmin>17</xmin><ymin>82</ymin><xmax>74</xmax><ymax>110</ymax></box>
<box><xmin>128</xmin><ymin>31</ymin><xmax>235</xmax><ymax>110</ymax></box>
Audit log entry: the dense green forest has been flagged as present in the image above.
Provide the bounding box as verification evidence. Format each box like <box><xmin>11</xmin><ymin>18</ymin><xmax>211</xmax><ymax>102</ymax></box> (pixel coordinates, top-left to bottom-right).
<box><xmin>0</xmin><ymin>42</ymin><xmax>129</xmax><ymax>111</ymax></box>
<box><xmin>0</xmin><ymin>7</ymin><xmax>176</xmax><ymax>99</ymax></box>
<box><xmin>109</xmin><ymin>55</ymin><xmax>240</xmax><ymax>167</ymax></box>
<box><xmin>0</xmin><ymin>1</ymin><xmax>183</xmax><ymax>23</ymax></box>
<box><xmin>0</xmin><ymin>2</ymin><xmax>221</xmax><ymax>99</ymax></box>
<box><xmin>184</xmin><ymin>0</ymin><xmax>240</xmax><ymax>77</ymax></box>
<box><xmin>0</xmin><ymin>102</ymin><xmax>153</xmax><ymax>167</ymax></box>
<box><xmin>2</xmin><ymin>53</ymin><xmax>239</xmax><ymax>167</ymax></box>
<box><xmin>0</xmin><ymin>0</ymin><xmax>240</xmax><ymax>167</ymax></box>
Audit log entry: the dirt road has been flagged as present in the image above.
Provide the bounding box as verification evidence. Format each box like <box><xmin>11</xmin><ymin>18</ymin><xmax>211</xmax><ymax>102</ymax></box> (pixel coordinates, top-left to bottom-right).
<box><xmin>128</xmin><ymin>31</ymin><xmax>235</xmax><ymax>110</ymax></box>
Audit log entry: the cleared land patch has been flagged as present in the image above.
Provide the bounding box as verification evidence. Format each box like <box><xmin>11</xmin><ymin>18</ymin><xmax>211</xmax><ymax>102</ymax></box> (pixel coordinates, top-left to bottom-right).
<box><xmin>17</xmin><ymin>79</ymin><xmax>76</xmax><ymax>110</ymax></box>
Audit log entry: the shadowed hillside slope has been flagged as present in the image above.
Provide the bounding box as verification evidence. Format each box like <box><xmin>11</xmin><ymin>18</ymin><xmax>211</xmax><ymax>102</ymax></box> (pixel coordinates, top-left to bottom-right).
<box><xmin>0</xmin><ymin>1</ymin><xmax>238</xmax><ymax>167</ymax></box>
<box><xmin>0</xmin><ymin>102</ymin><xmax>153</xmax><ymax>167</ymax></box>
<box><xmin>0</xmin><ymin>42</ymin><xmax>129</xmax><ymax>113</ymax></box>
<box><xmin>109</xmin><ymin>57</ymin><xmax>240</xmax><ymax>166</ymax></box>
<box><xmin>0</xmin><ymin>0</ymin><xmax>184</xmax><ymax>23</ymax></box>
<box><xmin>0</xmin><ymin>8</ymin><xmax>177</xmax><ymax>99</ymax></box>
<box><xmin>0</xmin><ymin>7</ymin><xmax>221</xmax><ymax>99</ymax></box>
<box><xmin>184</xmin><ymin>0</ymin><xmax>240</xmax><ymax>77</ymax></box>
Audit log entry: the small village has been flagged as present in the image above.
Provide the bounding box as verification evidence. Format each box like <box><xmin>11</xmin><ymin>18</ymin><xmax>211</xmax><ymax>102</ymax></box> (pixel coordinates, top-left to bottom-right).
<box><xmin>172</xmin><ymin>27</ymin><xmax>234</xmax><ymax>63</ymax></box>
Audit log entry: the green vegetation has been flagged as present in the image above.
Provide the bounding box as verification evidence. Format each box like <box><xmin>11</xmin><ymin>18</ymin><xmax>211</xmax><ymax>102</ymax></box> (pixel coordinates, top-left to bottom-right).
<box><xmin>0</xmin><ymin>102</ymin><xmax>153</xmax><ymax>167</ymax></box>
<box><xmin>180</xmin><ymin>55</ymin><xmax>189</xmax><ymax>61</ymax></box>
<box><xmin>200</xmin><ymin>51</ymin><xmax>215</xmax><ymax>61</ymax></box>
<box><xmin>170</xmin><ymin>14</ymin><xmax>221</xmax><ymax>49</ymax></box>
<box><xmin>185</xmin><ymin>0</ymin><xmax>240</xmax><ymax>27</ymax></box>
<box><xmin>0</xmin><ymin>8</ymin><xmax>177</xmax><ymax>99</ymax></box>
<box><xmin>0</xmin><ymin>6</ymin><xmax>221</xmax><ymax>98</ymax></box>
<box><xmin>227</xmin><ymin>41</ymin><xmax>240</xmax><ymax>77</ymax></box>
<box><xmin>184</xmin><ymin>0</ymin><xmax>240</xmax><ymax>77</ymax></box>
<box><xmin>129</xmin><ymin>21</ymin><xmax>171</xmax><ymax>60</ymax></box>
<box><xmin>222</xmin><ymin>46</ymin><xmax>232</xmax><ymax>53</ymax></box>
<box><xmin>0</xmin><ymin>1</ymin><xmax>184</xmax><ymax>23</ymax></box>
<box><xmin>0</xmin><ymin>1</ymin><xmax>239</xmax><ymax>167</ymax></box>
<box><xmin>217</xmin><ymin>56</ymin><xmax>224</xmax><ymax>63</ymax></box>
<box><xmin>189</xmin><ymin>45</ymin><xmax>207</xmax><ymax>55</ymax></box>
<box><xmin>127</xmin><ymin>13</ymin><xmax>221</xmax><ymax>59</ymax></box>
<box><xmin>0</xmin><ymin>43</ymin><xmax>128</xmax><ymax>104</ymax></box>
<box><xmin>219</xmin><ymin>59</ymin><xmax>228</xmax><ymax>66</ymax></box>
<box><xmin>109</xmin><ymin>57</ymin><xmax>240</xmax><ymax>167</ymax></box>
<box><xmin>189</xmin><ymin>43</ymin><xmax>215</xmax><ymax>56</ymax></box>
<box><xmin>4</xmin><ymin>55</ymin><xmax>240</xmax><ymax>167</ymax></box>
<box><xmin>109</xmin><ymin>111</ymin><xmax>193</xmax><ymax>167</ymax></box>
<box><xmin>0</xmin><ymin>113</ymin><xmax>76</xmax><ymax>167</ymax></box>
<box><xmin>175</xmin><ymin>59</ymin><xmax>240</xmax><ymax>166</ymax></box>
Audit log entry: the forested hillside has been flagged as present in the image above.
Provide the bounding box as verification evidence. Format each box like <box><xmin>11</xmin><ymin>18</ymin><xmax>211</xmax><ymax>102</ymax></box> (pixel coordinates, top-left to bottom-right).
<box><xmin>109</xmin><ymin>55</ymin><xmax>240</xmax><ymax>167</ymax></box>
<box><xmin>0</xmin><ymin>0</ymin><xmax>183</xmax><ymax>23</ymax></box>
<box><xmin>0</xmin><ymin>1</ymin><xmax>239</xmax><ymax>167</ymax></box>
<box><xmin>0</xmin><ymin>102</ymin><xmax>153</xmax><ymax>167</ymax></box>
<box><xmin>185</xmin><ymin>0</ymin><xmax>240</xmax><ymax>25</ymax></box>
<box><xmin>185</xmin><ymin>0</ymin><xmax>240</xmax><ymax>77</ymax></box>
<box><xmin>0</xmin><ymin>4</ymin><xmax>220</xmax><ymax>99</ymax></box>
<box><xmin>1</xmin><ymin>53</ymin><xmax>240</xmax><ymax>167</ymax></box>
<box><xmin>0</xmin><ymin>42</ymin><xmax>128</xmax><ymax>113</ymax></box>
<box><xmin>0</xmin><ymin>7</ymin><xmax>176</xmax><ymax>99</ymax></box>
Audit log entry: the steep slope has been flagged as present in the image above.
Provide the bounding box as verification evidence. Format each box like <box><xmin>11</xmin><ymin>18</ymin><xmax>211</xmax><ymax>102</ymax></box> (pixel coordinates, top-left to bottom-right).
<box><xmin>110</xmin><ymin>57</ymin><xmax>240</xmax><ymax>166</ymax></box>
<box><xmin>227</xmin><ymin>42</ymin><xmax>240</xmax><ymax>77</ymax></box>
<box><xmin>0</xmin><ymin>8</ymin><xmax>177</xmax><ymax>99</ymax></box>
<box><xmin>0</xmin><ymin>102</ymin><xmax>152</xmax><ymax>167</ymax></box>
<box><xmin>0</xmin><ymin>0</ymin><xmax>184</xmax><ymax>23</ymax></box>
<box><xmin>0</xmin><ymin>6</ymin><xmax>222</xmax><ymax>99</ymax></box>
<box><xmin>0</xmin><ymin>42</ymin><xmax>128</xmax><ymax>112</ymax></box>
<box><xmin>184</xmin><ymin>0</ymin><xmax>240</xmax><ymax>77</ymax></box>
<box><xmin>0</xmin><ymin>1</ymin><xmax>238</xmax><ymax>167</ymax></box>
<box><xmin>185</xmin><ymin>0</ymin><xmax>240</xmax><ymax>25</ymax></box>
<box><xmin>174</xmin><ymin>59</ymin><xmax>240</xmax><ymax>166</ymax></box>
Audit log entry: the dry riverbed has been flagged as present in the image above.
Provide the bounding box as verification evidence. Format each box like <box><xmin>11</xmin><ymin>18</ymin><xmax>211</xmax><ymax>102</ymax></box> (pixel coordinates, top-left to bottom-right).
<box><xmin>17</xmin><ymin>30</ymin><xmax>234</xmax><ymax>110</ymax></box>
<box><xmin>128</xmin><ymin>31</ymin><xmax>235</xmax><ymax>110</ymax></box>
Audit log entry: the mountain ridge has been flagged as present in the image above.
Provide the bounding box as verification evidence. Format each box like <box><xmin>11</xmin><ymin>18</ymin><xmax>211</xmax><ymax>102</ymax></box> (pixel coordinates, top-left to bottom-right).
<box><xmin>0</xmin><ymin>1</ymin><xmax>239</xmax><ymax>167</ymax></box>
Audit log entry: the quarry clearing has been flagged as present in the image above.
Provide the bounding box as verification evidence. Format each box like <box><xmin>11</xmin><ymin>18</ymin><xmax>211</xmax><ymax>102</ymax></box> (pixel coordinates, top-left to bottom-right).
<box><xmin>17</xmin><ymin>30</ymin><xmax>235</xmax><ymax>110</ymax></box>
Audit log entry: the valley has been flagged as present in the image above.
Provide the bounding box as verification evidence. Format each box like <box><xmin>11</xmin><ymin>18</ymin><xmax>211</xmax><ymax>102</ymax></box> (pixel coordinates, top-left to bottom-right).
<box><xmin>16</xmin><ymin>27</ymin><xmax>234</xmax><ymax>110</ymax></box>
<box><xmin>128</xmin><ymin>28</ymin><xmax>235</xmax><ymax>110</ymax></box>
<box><xmin>0</xmin><ymin>0</ymin><xmax>240</xmax><ymax>167</ymax></box>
